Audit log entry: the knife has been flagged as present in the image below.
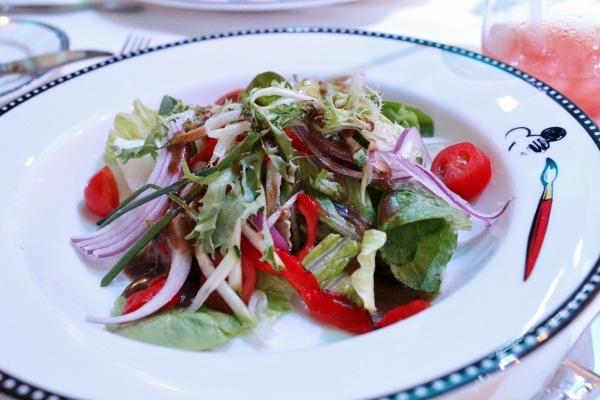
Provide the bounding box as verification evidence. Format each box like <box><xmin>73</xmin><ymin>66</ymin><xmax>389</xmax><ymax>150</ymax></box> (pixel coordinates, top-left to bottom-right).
<box><xmin>0</xmin><ymin>1</ymin><xmax>143</xmax><ymax>13</ymax></box>
<box><xmin>531</xmin><ymin>314</ymin><xmax>600</xmax><ymax>399</ymax></box>
<box><xmin>0</xmin><ymin>50</ymin><xmax>114</xmax><ymax>76</ymax></box>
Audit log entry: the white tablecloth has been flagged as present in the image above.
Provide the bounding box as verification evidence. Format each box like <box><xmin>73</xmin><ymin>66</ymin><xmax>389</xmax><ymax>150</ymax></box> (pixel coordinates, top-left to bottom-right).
<box><xmin>1</xmin><ymin>0</ymin><xmax>600</xmax><ymax>399</ymax></box>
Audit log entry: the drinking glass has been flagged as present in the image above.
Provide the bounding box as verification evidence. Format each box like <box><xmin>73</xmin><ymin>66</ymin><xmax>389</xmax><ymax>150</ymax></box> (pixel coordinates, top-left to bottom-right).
<box><xmin>481</xmin><ymin>0</ymin><xmax>600</xmax><ymax>121</ymax></box>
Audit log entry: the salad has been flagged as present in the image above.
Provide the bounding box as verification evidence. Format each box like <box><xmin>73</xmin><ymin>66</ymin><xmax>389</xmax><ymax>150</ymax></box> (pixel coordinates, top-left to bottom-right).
<box><xmin>71</xmin><ymin>71</ymin><xmax>508</xmax><ymax>351</ymax></box>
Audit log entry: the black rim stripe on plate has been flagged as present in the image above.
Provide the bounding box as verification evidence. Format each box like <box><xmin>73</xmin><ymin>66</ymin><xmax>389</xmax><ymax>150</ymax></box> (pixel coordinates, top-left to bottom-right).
<box><xmin>1</xmin><ymin>27</ymin><xmax>599</xmax><ymax>400</ymax></box>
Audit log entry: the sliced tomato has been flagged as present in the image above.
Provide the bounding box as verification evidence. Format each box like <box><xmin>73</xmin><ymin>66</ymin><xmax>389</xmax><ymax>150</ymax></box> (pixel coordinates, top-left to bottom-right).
<box><xmin>430</xmin><ymin>142</ymin><xmax>492</xmax><ymax>201</ymax></box>
<box><xmin>83</xmin><ymin>165</ymin><xmax>120</xmax><ymax>217</ymax></box>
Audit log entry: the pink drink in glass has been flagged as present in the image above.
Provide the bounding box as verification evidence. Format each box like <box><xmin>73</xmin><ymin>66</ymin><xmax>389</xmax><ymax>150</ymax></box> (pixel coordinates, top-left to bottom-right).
<box><xmin>483</xmin><ymin>20</ymin><xmax>600</xmax><ymax>120</ymax></box>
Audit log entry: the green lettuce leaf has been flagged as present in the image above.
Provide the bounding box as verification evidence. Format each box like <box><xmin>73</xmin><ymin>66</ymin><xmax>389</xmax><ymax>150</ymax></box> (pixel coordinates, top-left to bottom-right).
<box><xmin>104</xmin><ymin>99</ymin><xmax>161</xmax><ymax>164</ymax></box>
<box><xmin>303</xmin><ymin>233</ymin><xmax>360</xmax><ymax>288</ymax></box>
<box><xmin>255</xmin><ymin>273</ymin><xmax>295</xmax><ymax>313</ymax></box>
<box><xmin>377</xmin><ymin>188</ymin><xmax>470</xmax><ymax>293</ymax></box>
<box><xmin>295</xmin><ymin>157</ymin><xmax>375</xmax><ymax>241</ymax></box>
<box><xmin>107</xmin><ymin>298</ymin><xmax>251</xmax><ymax>351</ymax></box>
<box><xmin>183</xmin><ymin>150</ymin><xmax>266</xmax><ymax>257</ymax></box>
<box><xmin>351</xmin><ymin>229</ymin><xmax>386</xmax><ymax>313</ymax></box>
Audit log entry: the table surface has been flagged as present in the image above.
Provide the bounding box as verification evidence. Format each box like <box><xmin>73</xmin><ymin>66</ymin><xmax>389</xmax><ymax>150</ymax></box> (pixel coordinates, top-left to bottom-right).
<box><xmin>1</xmin><ymin>0</ymin><xmax>486</xmax><ymax>108</ymax></box>
<box><xmin>1</xmin><ymin>1</ymin><xmax>600</xmax><ymax>399</ymax></box>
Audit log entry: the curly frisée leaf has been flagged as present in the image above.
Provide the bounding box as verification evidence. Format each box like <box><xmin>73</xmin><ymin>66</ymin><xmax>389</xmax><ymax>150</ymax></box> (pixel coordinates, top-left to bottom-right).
<box><xmin>182</xmin><ymin>150</ymin><xmax>266</xmax><ymax>258</ymax></box>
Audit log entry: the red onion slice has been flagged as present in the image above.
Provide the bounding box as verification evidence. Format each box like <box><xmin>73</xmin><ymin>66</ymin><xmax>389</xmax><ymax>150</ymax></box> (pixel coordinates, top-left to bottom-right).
<box><xmin>86</xmin><ymin>247</ymin><xmax>191</xmax><ymax>324</ymax></box>
<box><xmin>394</xmin><ymin>127</ymin><xmax>433</xmax><ymax>168</ymax></box>
<box><xmin>374</xmin><ymin>149</ymin><xmax>509</xmax><ymax>226</ymax></box>
<box><xmin>71</xmin><ymin>140</ymin><xmax>182</xmax><ymax>258</ymax></box>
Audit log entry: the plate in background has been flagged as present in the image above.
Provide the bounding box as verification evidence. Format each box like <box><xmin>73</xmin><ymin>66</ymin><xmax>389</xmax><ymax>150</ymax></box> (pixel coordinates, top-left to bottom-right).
<box><xmin>138</xmin><ymin>0</ymin><xmax>362</xmax><ymax>11</ymax></box>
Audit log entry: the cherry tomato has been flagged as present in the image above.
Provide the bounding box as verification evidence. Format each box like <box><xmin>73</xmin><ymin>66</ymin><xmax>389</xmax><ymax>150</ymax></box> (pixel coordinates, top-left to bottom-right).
<box><xmin>83</xmin><ymin>166</ymin><xmax>120</xmax><ymax>217</ymax></box>
<box><xmin>215</xmin><ymin>88</ymin><xmax>244</xmax><ymax>105</ymax></box>
<box><xmin>430</xmin><ymin>142</ymin><xmax>492</xmax><ymax>201</ymax></box>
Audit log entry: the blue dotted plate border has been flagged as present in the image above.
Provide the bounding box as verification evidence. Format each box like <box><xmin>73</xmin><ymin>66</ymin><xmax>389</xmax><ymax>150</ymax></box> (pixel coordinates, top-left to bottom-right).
<box><xmin>1</xmin><ymin>27</ymin><xmax>600</xmax><ymax>400</ymax></box>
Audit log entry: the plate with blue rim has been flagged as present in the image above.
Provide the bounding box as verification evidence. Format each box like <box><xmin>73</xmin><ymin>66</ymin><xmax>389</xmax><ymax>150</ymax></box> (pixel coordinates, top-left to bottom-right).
<box><xmin>1</xmin><ymin>27</ymin><xmax>599</xmax><ymax>400</ymax></box>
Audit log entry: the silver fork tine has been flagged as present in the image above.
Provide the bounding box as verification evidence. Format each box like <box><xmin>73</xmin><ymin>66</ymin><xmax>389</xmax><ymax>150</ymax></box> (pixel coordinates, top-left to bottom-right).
<box><xmin>120</xmin><ymin>33</ymin><xmax>151</xmax><ymax>55</ymax></box>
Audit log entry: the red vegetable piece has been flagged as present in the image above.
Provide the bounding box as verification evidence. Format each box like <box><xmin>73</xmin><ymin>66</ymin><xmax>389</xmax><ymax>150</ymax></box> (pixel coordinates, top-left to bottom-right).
<box><xmin>430</xmin><ymin>142</ymin><xmax>492</xmax><ymax>202</ymax></box>
<box><xmin>215</xmin><ymin>88</ymin><xmax>244</xmax><ymax>105</ymax></box>
<box><xmin>240</xmin><ymin>236</ymin><xmax>279</xmax><ymax>275</ymax></box>
<box><xmin>204</xmin><ymin>253</ymin><xmax>257</xmax><ymax>314</ymax></box>
<box><xmin>275</xmin><ymin>249</ymin><xmax>373</xmax><ymax>334</ymax></box>
<box><xmin>307</xmin><ymin>290</ymin><xmax>374</xmax><ymax>334</ymax></box>
<box><xmin>189</xmin><ymin>137</ymin><xmax>218</xmax><ymax>167</ymax></box>
<box><xmin>294</xmin><ymin>193</ymin><xmax>321</xmax><ymax>260</ymax></box>
<box><xmin>374</xmin><ymin>299</ymin><xmax>430</xmax><ymax>329</ymax></box>
<box><xmin>83</xmin><ymin>165</ymin><xmax>120</xmax><ymax>217</ymax></box>
<box><xmin>284</xmin><ymin>127</ymin><xmax>313</xmax><ymax>155</ymax></box>
<box><xmin>122</xmin><ymin>275</ymin><xmax>180</xmax><ymax>315</ymax></box>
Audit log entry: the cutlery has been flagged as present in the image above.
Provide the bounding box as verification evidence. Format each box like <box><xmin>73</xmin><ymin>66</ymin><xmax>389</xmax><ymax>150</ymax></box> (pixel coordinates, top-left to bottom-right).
<box><xmin>0</xmin><ymin>50</ymin><xmax>113</xmax><ymax>76</ymax></box>
<box><xmin>120</xmin><ymin>33</ymin><xmax>152</xmax><ymax>55</ymax></box>
<box><xmin>531</xmin><ymin>314</ymin><xmax>600</xmax><ymax>399</ymax></box>
<box><xmin>0</xmin><ymin>1</ymin><xmax>143</xmax><ymax>14</ymax></box>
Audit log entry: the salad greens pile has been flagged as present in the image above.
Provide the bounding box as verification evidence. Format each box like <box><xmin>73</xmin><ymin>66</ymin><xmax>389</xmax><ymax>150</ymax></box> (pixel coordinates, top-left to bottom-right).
<box><xmin>72</xmin><ymin>70</ymin><xmax>489</xmax><ymax>351</ymax></box>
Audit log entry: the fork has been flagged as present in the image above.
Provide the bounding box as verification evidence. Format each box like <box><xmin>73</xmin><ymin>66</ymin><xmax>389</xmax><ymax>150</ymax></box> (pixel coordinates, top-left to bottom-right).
<box><xmin>119</xmin><ymin>33</ymin><xmax>152</xmax><ymax>55</ymax></box>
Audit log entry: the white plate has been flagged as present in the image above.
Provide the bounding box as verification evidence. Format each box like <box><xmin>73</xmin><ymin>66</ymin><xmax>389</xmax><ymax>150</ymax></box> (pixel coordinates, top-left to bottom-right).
<box><xmin>0</xmin><ymin>18</ymin><xmax>69</xmax><ymax>98</ymax></box>
<box><xmin>138</xmin><ymin>0</ymin><xmax>361</xmax><ymax>11</ymax></box>
<box><xmin>1</xmin><ymin>28</ymin><xmax>600</xmax><ymax>400</ymax></box>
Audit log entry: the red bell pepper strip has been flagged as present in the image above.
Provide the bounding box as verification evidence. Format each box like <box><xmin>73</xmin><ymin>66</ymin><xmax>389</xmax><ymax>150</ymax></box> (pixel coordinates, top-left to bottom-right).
<box><xmin>294</xmin><ymin>193</ymin><xmax>322</xmax><ymax>261</ymax></box>
<box><xmin>122</xmin><ymin>275</ymin><xmax>181</xmax><ymax>315</ymax></box>
<box><xmin>284</xmin><ymin>127</ymin><xmax>313</xmax><ymax>155</ymax></box>
<box><xmin>240</xmin><ymin>235</ymin><xmax>279</xmax><ymax>275</ymax></box>
<box><xmin>203</xmin><ymin>253</ymin><xmax>257</xmax><ymax>314</ymax></box>
<box><xmin>242</xmin><ymin>231</ymin><xmax>430</xmax><ymax>334</ymax></box>
<box><xmin>189</xmin><ymin>137</ymin><xmax>218</xmax><ymax>167</ymax></box>
<box><xmin>275</xmin><ymin>248</ymin><xmax>374</xmax><ymax>334</ymax></box>
<box><xmin>374</xmin><ymin>299</ymin><xmax>431</xmax><ymax>329</ymax></box>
